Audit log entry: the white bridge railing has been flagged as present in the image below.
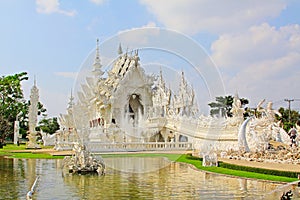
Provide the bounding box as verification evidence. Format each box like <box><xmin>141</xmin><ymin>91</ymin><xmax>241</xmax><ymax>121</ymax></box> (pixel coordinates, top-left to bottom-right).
<box><xmin>87</xmin><ymin>142</ymin><xmax>193</xmax><ymax>152</ymax></box>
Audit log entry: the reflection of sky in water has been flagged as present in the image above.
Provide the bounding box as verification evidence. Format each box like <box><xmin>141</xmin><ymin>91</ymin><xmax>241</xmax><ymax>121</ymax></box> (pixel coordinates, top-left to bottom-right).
<box><xmin>1</xmin><ymin>157</ymin><xmax>296</xmax><ymax>200</ymax></box>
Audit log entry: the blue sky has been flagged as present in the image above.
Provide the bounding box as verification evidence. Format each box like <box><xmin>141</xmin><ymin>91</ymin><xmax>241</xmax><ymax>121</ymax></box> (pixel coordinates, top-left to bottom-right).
<box><xmin>1</xmin><ymin>0</ymin><xmax>300</xmax><ymax>117</ymax></box>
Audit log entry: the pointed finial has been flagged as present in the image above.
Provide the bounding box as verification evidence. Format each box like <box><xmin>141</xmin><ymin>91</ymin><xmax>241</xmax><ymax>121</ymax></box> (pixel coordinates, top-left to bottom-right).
<box><xmin>95</xmin><ymin>38</ymin><xmax>100</xmax><ymax>61</ymax></box>
<box><xmin>92</xmin><ymin>38</ymin><xmax>104</xmax><ymax>77</ymax></box>
<box><xmin>234</xmin><ymin>90</ymin><xmax>239</xmax><ymax>99</ymax></box>
<box><xmin>34</xmin><ymin>75</ymin><xmax>37</xmax><ymax>86</ymax></box>
<box><xmin>159</xmin><ymin>67</ymin><xmax>163</xmax><ymax>81</ymax></box>
<box><xmin>68</xmin><ymin>89</ymin><xmax>74</xmax><ymax>109</ymax></box>
<box><xmin>159</xmin><ymin>67</ymin><xmax>165</xmax><ymax>88</ymax></box>
<box><xmin>118</xmin><ymin>43</ymin><xmax>123</xmax><ymax>55</ymax></box>
<box><xmin>181</xmin><ymin>71</ymin><xmax>185</xmax><ymax>82</ymax></box>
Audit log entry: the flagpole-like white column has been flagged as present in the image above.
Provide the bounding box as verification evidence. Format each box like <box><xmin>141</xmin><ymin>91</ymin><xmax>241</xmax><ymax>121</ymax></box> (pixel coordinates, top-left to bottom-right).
<box><xmin>26</xmin><ymin>77</ymin><xmax>40</xmax><ymax>149</ymax></box>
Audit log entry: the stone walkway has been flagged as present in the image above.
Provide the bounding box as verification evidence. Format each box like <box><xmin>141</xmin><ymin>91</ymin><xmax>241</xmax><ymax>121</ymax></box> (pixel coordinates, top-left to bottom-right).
<box><xmin>219</xmin><ymin>158</ymin><xmax>300</xmax><ymax>173</ymax></box>
<box><xmin>11</xmin><ymin>149</ymin><xmax>74</xmax><ymax>156</ymax></box>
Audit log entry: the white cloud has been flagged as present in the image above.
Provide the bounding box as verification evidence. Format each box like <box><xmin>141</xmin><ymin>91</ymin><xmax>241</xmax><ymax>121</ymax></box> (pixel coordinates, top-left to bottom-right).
<box><xmin>140</xmin><ymin>0</ymin><xmax>286</xmax><ymax>34</ymax></box>
<box><xmin>89</xmin><ymin>0</ymin><xmax>106</xmax><ymax>5</ymax></box>
<box><xmin>143</xmin><ymin>21</ymin><xmax>156</xmax><ymax>28</ymax></box>
<box><xmin>117</xmin><ymin>22</ymin><xmax>160</xmax><ymax>47</ymax></box>
<box><xmin>36</xmin><ymin>0</ymin><xmax>76</xmax><ymax>16</ymax></box>
<box><xmin>211</xmin><ymin>23</ymin><xmax>300</xmax><ymax>70</ymax></box>
<box><xmin>210</xmin><ymin>23</ymin><xmax>300</xmax><ymax>106</ymax></box>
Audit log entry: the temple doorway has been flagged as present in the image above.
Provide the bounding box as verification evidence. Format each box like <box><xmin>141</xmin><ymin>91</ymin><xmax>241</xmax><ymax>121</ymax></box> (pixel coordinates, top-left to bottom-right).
<box><xmin>128</xmin><ymin>94</ymin><xmax>144</xmax><ymax>123</ymax></box>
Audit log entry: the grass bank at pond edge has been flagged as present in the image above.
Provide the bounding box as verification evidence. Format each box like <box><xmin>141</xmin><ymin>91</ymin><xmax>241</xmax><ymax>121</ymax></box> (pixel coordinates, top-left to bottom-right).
<box><xmin>0</xmin><ymin>144</ymin><xmax>64</xmax><ymax>159</ymax></box>
<box><xmin>176</xmin><ymin>154</ymin><xmax>297</xmax><ymax>183</ymax></box>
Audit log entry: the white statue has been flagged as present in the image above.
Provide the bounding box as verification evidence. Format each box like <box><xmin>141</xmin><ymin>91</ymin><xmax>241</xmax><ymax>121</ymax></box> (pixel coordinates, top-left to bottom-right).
<box><xmin>41</xmin><ymin>130</ymin><xmax>56</xmax><ymax>146</ymax></box>
<box><xmin>265</xmin><ymin>102</ymin><xmax>282</xmax><ymax>123</ymax></box>
<box><xmin>63</xmin><ymin>142</ymin><xmax>105</xmax><ymax>175</ymax></box>
<box><xmin>227</xmin><ymin>94</ymin><xmax>244</xmax><ymax>127</ymax></box>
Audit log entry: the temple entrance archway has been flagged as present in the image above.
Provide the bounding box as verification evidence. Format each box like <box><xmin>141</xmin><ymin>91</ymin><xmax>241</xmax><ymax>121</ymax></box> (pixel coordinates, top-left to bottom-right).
<box><xmin>128</xmin><ymin>94</ymin><xmax>144</xmax><ymax>123</ymax></box>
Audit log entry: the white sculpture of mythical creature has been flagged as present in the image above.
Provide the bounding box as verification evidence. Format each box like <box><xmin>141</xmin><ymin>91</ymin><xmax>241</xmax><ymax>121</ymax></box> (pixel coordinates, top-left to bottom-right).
<box><xmin>41</xmin><ymin>130</ymin><xmax>56</xmax><ymax>146</ymax></box>
<box><xmin>227</xmin><ymin>96</ymin><xmax>244</xmax><ymax>127</ymax></box>
<box><xmin>63</xmin><ymin>142</ymin><xmax>105</xmax><ymax>175</ymax></box>
<box><xmin>265</xmin><ymin>102</ymin><xmax>282</xmax><ymax>123</ymax></box>
<box><xmin>54</xmin><ymin>129</ymin><xmax>63</xmax><ymax>150</ymax></box>
<box><xmin>295</xmin><ymin>124</ymin><xmax>300</xmax><ymax>144</ymax></box>
<box><xmin>255</xmin><ymin>100</ymin><xmax>281</xmax><ymax>126</ymax></box>
<box><xmin>271</xmin><ymin>121</ymin><xmax>290</xmax><ymax>144</ymax></box>
<box><xmin>244</xmin><ymin>100</ymin><xmax>289</xmax><ymax>151</ymax></box>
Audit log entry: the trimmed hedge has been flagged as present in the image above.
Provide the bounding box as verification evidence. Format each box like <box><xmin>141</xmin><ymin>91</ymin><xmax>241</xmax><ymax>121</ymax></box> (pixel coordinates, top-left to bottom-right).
<box><xmin>218</xmin><ymin>161</ymin><xmax>299</xmax><ymax>178</ymax></box>
<box><xmin>186</xmin><ymin>154</ymin><xmax>299</xmax><ymax>178</ymax></box>
<box><xmin>185</xmin><ymin>153</ymin><xmax>203</xmax><ymax>161</ymax></box>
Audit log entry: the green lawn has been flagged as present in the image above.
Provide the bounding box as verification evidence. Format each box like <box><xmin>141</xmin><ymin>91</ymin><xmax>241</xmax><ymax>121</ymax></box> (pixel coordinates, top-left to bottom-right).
<box><xmin>175</xmin><ymin>154</ymin><xmax>297</xmax><ymax>183</ymax></box>
<box><xmin>0</xmin><ymin>144</ymin><xmax>64</xmax><ymax>159</ymax></box>
<box><xmin>8</xmin><ymin>152</ymin><xmax>64</xmax><ymax>159</ymax></box>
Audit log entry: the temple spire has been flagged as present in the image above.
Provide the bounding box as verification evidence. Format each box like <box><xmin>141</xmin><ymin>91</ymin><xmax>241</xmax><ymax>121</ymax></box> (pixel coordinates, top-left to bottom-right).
<box><xmin>34</xmin><ymin>75</ymin><xmax>36</xmax><ymax>87</ymax></box>
<box><xmin>92</xmin><ymin>38</ymin><xmax>104</xmax><ymax>77</ymax></box>
<box><xmin>118</xmin><ymin>43</ymin><xmax>123</xmax><ymax>55</ymax></box>
<box><xmin>68</xmin><ymin>89</ymin><xmax>74</xmax><ymax>109</ymax></box>
<box><xmin>159</xmin><ymin>68</ymin><xmax>165</xmax><ymax>89</ymax></box>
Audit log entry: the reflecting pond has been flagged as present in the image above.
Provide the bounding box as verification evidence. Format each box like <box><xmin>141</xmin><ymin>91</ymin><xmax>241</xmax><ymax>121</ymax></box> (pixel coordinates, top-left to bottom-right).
<box><xmin>0</xmin><ymin>156</ymin><xmax>299</xmax><ymax>199</ymax></box>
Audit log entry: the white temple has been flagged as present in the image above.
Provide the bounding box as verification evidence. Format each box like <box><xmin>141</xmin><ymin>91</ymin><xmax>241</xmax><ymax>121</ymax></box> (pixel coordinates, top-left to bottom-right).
<box><xmin>56</xmin><ymin>40</ymin><xmax>294</xmax><ymax>153</ymax></box>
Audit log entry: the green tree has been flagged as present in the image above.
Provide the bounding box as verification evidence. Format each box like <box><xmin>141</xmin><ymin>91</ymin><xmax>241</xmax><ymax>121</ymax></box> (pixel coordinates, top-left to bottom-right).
<box><xmin>0</xmin><ymin>115</ymin><xmax>10</xmax><ymax>148</ymax></box>
<box><xmin>0</xmin><ymin>72</ymin><xmax>28</xmax><ymax>143</ymax></box>
<box><xmin>208</xmin><ymin>95</ymin><xmax>249</xmax><ymax>118</ymax></box>
<box><xmin>36</xmin><ymin>117</ymin><xmax>60</xmax><ymax>134</ymax></box>
<box><xmin>0</xmin><ymin>72</ymin><xmax>48</xmax><ymax>144</ymax></box>
<box><xmin>18</xmin><ymin>101</ymin><xmax>47</xmax><ymax>138</ymax></box>
<box><xmin>277</xmin><ymin>107</ymin><xmax>300</xmax><ymax>132</ymax></box>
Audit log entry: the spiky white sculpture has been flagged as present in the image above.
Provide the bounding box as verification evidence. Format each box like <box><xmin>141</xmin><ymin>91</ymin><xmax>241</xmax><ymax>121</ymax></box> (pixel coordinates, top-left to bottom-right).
<box><xmin>26</xmin><ymin>78</ymin><xmax>40</xmax><ymax>149</ymax></box>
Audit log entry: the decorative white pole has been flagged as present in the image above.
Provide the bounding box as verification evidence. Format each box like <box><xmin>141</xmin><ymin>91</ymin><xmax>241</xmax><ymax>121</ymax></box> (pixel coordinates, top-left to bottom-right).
<box><xmin>13</xmin><ymin>120</ymin><xmax>19</xmax><ymax>145</ymax></box>
<box><xmin>26</xmin><ymin>77</ymin><xmax>40</xmax><ymax>149</ymax></box>
<box><xmin>14</xmin><ymin>112</ymin><xmax>22</xmax><ymax>145</ymax></box>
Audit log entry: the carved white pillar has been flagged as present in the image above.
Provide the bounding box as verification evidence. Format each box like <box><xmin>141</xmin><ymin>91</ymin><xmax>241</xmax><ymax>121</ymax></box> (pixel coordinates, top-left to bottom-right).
<box><xmin>13</xmin><ymin>121</ymin><xmax>20</xmax><ymax>145</ymax></box>
<box><xmin>26</xmin><ymin>79</ymin><xmax>40</xmax><ymax>149</ymax></box>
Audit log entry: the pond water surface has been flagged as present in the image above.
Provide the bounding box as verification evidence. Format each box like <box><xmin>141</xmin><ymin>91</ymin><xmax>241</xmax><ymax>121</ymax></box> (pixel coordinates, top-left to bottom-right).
<box><xmin>0</xmin><ymin>156</ymin><xmax>299</xmax><ymax>199</ymax></box>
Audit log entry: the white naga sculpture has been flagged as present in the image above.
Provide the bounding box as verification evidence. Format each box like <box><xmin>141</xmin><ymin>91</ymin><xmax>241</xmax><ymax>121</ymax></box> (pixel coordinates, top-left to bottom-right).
<box><xmin>41</xmin><ymin>130</ymin><xmax>56</xmax><ymax>146</ymax></box>
<box><xmin>26</xmin><ymin>79</ymin><xmax>40</xmax><ymax>149</ymax></box>
<box><xmin>63</xmin><ymin>142</ymin><xmax>105</xmax><ymax>175</ymax></box>
<box><xmin>237</xmin><ymin>100</ymin><xmax>290</xmax><ymax>152</ymax></box>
